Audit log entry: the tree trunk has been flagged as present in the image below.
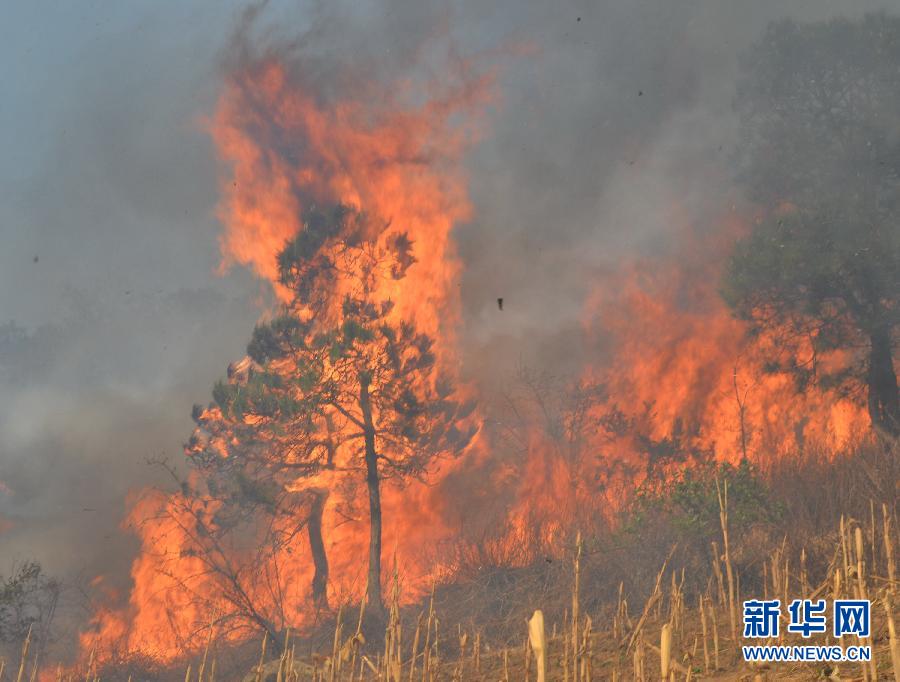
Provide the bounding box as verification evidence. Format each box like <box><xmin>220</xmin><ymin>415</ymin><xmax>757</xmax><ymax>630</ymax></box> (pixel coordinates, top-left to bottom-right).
<box><xmin>307</xmin><ymin>489</ymin><xmax>329</xmax><ymax>609</ymax></box>
<box><xmin>358</xmin><ymin>373</ymin><xmax>384</xmax><ymax>613</ymax></box>
<box><xmin>867</xmin><ymin>324</ymin><xmax>899</xmax><ymax>436</ymax></box>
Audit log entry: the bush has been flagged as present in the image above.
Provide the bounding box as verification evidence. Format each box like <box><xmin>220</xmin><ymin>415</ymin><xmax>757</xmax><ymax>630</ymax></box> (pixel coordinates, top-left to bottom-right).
<box><xmin>622</xmin><ymin>459</ymin><xmax>782</xmax><ymax>545</ymax></box>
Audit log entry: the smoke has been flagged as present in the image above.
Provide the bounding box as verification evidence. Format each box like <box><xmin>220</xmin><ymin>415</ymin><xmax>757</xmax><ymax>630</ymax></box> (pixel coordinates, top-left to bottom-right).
<box><xmin>1</xmin><ymin>0</ymin><xmax>897</xmax><ymax>655</ymax></box>
<box><xmin>455</xmin><ymin>0</ymin><xmax>899</xmax><ymax>382</ymax></box>
<box><xmin>0</xmin><ymin>2</ymin><xmax>261</xmax><ymax>603</ymax></box>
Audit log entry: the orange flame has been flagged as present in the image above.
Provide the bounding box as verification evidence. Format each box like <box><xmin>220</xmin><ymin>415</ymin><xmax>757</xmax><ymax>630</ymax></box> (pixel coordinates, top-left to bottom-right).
<box><xmin>80</xmin><ymin>50</ymin><xmax>872</xmax><ymax>671</ymax></box>
<box><xmin>581</xmin><ymin>212</ymin><xmax>867</xmax><ymax>467</ymax></box>
<box><xmin>80</xmin><ymin>48</ymin><xmax>493</xmax><ymax>662</ymax></box>
<box><xmin>213</xmin><ymin>58</ymin><xmax>490</xmax><ymax>344</ymax></box>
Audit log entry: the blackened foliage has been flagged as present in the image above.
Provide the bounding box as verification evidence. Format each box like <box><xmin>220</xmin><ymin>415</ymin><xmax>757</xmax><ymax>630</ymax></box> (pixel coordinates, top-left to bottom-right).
<box><xmin>0</xmin><ymin>562</ymin><xmax>59</xmax><ymax>645</ymax></box>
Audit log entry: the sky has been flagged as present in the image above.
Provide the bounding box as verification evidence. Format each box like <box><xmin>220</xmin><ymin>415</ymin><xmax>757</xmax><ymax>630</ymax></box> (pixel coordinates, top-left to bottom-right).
<box><xmin>1</xmin><ymin>0</ymin><xmax>898</xmax><ymax>645</ymax></box>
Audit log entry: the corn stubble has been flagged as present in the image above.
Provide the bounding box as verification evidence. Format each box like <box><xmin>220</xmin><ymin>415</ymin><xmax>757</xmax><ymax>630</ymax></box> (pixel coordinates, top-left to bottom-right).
<box><xmin>12</xmin><ymin>493</ymin><xmax>900</xmax><ymax>681</ymax></box>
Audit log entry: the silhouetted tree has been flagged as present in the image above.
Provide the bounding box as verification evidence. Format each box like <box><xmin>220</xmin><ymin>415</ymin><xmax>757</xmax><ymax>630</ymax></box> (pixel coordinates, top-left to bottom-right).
<box><xmin>727</xmin><ymin>14</ymin><xmax>900</xmax><ymax>435</ymax></box>
<box><xmin>0</xmin><ymin>562</ymin><xmax>59</xmax><ymax>668</ymax></box>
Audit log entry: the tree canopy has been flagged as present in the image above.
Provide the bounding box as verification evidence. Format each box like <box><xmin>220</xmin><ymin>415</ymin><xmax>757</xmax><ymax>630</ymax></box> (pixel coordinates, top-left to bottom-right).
<box><xmin>726</xmin><ymin>14</ymin><xmax>900</xmax><ymax>435</ymax></box>
<box><xmin>187</xmin><ymin>205</ymin><xmax>477</xmax><ymax>615</ymax></box>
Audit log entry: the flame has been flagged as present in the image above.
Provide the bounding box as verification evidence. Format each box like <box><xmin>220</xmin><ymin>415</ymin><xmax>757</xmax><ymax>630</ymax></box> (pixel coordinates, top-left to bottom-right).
<box><xmin>580</xmin><ymin>212</ymin><xmax>867</xmax><ymax>467</ymax></box>
<box><xmin>79</xmin><ymin>48</ymin><xmax>492</xmax><ymax>662</ymax></box>
<box><xmin>80</xmin><ymin>47</ymin><xmax>872</xmax><ymax>671</ymax></box>
<box><xmin>493</xmin><ymin>210</ymin><xmax>869</xmax><ymax>558</ymax></box>
<box><xmin>213</xmin><ymin>58</ymin><xmax>490</xmax><ymax>348</ymax></box>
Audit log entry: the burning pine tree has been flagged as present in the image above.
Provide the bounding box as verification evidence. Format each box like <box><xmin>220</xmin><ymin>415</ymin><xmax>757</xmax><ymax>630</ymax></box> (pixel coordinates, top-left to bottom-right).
<box><xmin>187</xmin><ymin>204</ymin><xmax>477</xmax><ymax>620</ymax></box>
